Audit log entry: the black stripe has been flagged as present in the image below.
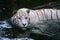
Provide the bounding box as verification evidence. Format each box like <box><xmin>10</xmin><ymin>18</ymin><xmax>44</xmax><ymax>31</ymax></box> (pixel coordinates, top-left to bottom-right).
<box><xmin>36</xmin><ymin>10</ymin><xmax>40</xmax><ymax>21</ymax></box>
<box><xmin>40</xmin><ymin>9</ymin><xmax>44</xmax><ymax>21</ymax></box>
<box><xmin>43</xmin><ymin>9</ymin><xmax>45</xmax><ymax>21</ymax></box>
<box><xmin>43</xmin><ymin>9</ymin><xmax>48</xmax><ymax>21</ymax></box>
<box><xmin>50</xmin><ymin>9</ymin><xmax>53</xmax><ymax>20</ymax></box>
<box><xmin>56</xmin><ymin>10</ymin><xmax>59</xmax><ymax>20</ymax></box>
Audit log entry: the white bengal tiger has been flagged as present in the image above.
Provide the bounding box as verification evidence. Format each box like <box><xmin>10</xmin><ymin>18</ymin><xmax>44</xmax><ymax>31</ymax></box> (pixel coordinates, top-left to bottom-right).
<box><xmin>10</xmin><ymin>8</ymin><xmax>60</xmax><ymax>30</ymax></box>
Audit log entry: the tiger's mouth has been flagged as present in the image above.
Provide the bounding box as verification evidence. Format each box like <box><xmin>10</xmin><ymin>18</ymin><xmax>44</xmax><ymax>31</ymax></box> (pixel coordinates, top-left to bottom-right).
<box><xmin>20</xmin><ymin>25</ymin><xmax>31</xmax><ymax>31</ymax></box>
<box><xmin>21</xmin><ymin>27</ymin><xmax>27</xmax><ymax>30</ymax></box>
<box><xmin>20</xmin><ymin>27</ymin><xmax>31</xmax><ymax>31</ymax></box>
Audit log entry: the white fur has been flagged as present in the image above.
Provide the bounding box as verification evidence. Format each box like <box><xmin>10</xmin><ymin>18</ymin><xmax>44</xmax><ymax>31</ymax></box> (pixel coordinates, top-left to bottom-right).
<box><xmin>11</xmin><ymin>8</ymin><xmax>60</xmax><ymax>30</ymax></box>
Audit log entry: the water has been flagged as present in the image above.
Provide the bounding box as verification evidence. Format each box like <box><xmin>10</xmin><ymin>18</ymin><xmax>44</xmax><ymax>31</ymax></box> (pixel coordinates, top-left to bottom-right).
<box><xmin>0</xmin><ymin>20</ymin><xmax>34</xmax><ymax>40</ymax></box>
<box><xmin>0</xmin><ymin>20</ymin><xmax>12</xmax><ymax>28</ymax></box>
<box><xmin>0</xmin><ymin>37</ymin><xmax>34</xmax><ymax>40</ymax></box>
<box><xmin>0</xmin><ymin>20</ymin><xmax>60</xmax><ymax>40</ymax></box>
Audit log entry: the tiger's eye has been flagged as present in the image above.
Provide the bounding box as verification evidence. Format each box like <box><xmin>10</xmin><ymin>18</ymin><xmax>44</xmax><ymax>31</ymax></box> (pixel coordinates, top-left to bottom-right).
<box><xmin>25</xmin><ymin>17</ymin><xmax>28</xmax><ymax>19</ymax></box>
<box><xmin>18</xmin><ymin>17</ymin><xmax>21</xmax><ymax>19</ymax></box>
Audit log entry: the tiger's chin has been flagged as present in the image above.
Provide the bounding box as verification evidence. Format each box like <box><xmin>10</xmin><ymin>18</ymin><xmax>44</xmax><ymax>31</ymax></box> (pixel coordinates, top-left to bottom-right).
<box><xmin>18</xmin><ymin>25</ymin><xmax>29</xmax><ymax>31</ymax></box>
<box><xmin>21</xmin><ymin>27</ymin><xmax>27</xmax><ymax>31</ymax></box>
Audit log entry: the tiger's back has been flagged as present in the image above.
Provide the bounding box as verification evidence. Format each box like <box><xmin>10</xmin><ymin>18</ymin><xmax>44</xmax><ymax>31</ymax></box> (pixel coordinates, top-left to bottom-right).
<box><xmin>29</xmin><ymin>9</ymin><xmax>60</xmax><ymax>24</ymax></box>
<box><xmin>30</xmin><ymin>9</ymin><xmax>60</xmax><ymax>36</ymax></box>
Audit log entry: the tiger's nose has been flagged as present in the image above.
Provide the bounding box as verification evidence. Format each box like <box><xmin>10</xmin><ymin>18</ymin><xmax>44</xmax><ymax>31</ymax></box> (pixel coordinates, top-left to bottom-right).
<box><xmin>23</xmin><ymin>24</ymin><xmax>26</xmax><ymax>26</ymax></box>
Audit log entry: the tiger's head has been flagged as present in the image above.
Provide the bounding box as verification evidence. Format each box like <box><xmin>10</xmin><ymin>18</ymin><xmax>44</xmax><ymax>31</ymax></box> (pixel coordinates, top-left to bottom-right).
<box><xmin>11</xmin><ymin>8</ymin><xmax>31</xmax><ymax>30</ymax></box>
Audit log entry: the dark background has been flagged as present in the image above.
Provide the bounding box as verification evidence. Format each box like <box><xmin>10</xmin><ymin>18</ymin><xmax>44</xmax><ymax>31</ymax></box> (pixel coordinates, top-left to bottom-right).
<box><xmin>0</xmin><ymin>0</ymin><xmax>60</xmax><ymax>20</ymax></box>
<box><xmin>0</xmin><ymin>0</ymin><xmax>60</xmax><ymax>40</ymax></box>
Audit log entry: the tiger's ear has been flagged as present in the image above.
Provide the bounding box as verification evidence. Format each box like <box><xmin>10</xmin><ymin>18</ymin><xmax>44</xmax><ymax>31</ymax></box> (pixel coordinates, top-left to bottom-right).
<box><xmin>26</xmin><ymin>10</ymin><xmax>30</xmax><ymax>13</ymax></box>
<box><xmin>12</xmin><ymin>10</ymin><xmax>17</xmax><ymax>15</ymax></box>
